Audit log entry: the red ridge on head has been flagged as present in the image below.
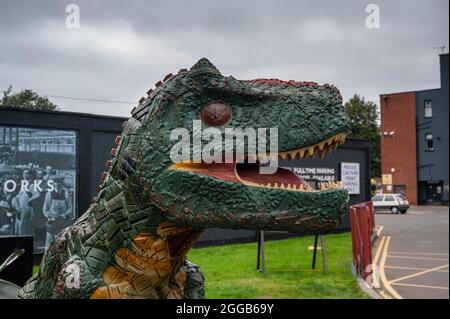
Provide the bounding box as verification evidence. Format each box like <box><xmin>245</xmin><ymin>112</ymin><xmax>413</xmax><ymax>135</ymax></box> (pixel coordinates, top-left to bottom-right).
<box><xmin>247</xmin><ymin>78</ymin><xmax>319</xmax><ymax>88</ymax></box>
<box><xmin>163</xmin><ymin>73</ymin><xmax>173</xmax><ymax>81</ymax></box>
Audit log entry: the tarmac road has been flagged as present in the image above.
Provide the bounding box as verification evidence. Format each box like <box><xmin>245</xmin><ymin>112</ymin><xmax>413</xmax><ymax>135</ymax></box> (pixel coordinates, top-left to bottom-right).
<box><xmin>373</xmin><ymin>205</ymin><xmax>449</xmax><ymax>299</ymax></box>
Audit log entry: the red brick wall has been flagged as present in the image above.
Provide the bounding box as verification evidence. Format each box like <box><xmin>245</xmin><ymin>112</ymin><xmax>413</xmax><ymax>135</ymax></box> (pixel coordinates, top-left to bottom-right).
<box><xmin>380</xmin><ymin>92</ymin><xmax>418</xmax><ymax>204</ymax></box>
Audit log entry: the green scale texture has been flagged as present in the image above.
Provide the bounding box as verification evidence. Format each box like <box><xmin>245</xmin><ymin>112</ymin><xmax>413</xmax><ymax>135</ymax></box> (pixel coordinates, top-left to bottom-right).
<box><xmin>18</xmin><ymin>58</ymin><xmax>349</xmax><ymax>299</ymax></box>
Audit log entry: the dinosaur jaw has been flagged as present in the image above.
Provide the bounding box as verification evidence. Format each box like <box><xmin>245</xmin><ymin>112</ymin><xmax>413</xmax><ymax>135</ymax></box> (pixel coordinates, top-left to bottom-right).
<box><xmin>168</xmin><ymin>132</ymin><xmax>346</xmax><ymax>193</ymax></box>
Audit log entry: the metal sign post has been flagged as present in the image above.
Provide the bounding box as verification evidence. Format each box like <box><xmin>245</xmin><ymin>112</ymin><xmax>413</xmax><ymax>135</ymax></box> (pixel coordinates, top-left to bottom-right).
<box><xmin>256</xmin><ymin>231</ymin><xmax>266</xmax><ymax>273</ymax></box>
<box><xmin>312</xmin><ymin>234</ymin><xmax>328</xmax><ymax>274</ymax></box>
<box><xmin>257</xmin><ymin>232</ymin><xmax>328</xmax><ymax>274</ymax></box>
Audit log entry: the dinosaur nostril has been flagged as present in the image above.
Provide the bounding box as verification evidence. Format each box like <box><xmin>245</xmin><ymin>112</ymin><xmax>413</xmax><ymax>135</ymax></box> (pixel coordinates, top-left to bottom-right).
<box><xmin>200</xmin><ymin>102</ymin><xmax>232</xmax><ymax>126</ymax></box>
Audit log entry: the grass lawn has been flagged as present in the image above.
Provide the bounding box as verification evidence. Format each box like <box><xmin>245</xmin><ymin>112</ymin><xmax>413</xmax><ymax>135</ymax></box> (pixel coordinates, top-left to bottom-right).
<box><xmin>32</xmin><ymin>232</ymin><xmax>368</xmax><ymax>299</ymax></box>
<box><xmin>187</xmin><ymin>232</ymin><xmax>369</xmax><ymax>299</ymax></box>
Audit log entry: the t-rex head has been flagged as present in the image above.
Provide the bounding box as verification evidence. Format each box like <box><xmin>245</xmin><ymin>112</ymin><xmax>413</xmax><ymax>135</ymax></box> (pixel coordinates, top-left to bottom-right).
<box><xmin>109</xmin><ymin>58</ymin><xmax>349</xmax><ymax>233</ymax></box>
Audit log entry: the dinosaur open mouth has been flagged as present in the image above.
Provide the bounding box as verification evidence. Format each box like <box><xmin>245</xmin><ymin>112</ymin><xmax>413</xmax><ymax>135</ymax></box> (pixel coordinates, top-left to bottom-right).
<box><xmin>169</xmin><ymin>132</ymin><xmax>346</xmax><ymax>192</ymax></box>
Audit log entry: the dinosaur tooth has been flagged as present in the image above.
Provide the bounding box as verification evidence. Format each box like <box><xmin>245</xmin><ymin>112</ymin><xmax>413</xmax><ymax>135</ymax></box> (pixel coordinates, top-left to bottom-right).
<box><xmin>299</xmin><ymin>149</ymin><xmax>306</xmax><ymax>158</ymax></box>
<box><xmin>318</xmin><ymin>141</ymin><xmax>325</xmax><ymax>151</ymax></box>
<box><xmin>327</xmin><ymin>145</ymin><xmax>333</xmax><ymax>155</ymax></box>
<box><xmin>319</xmin><ymin>149</ymin><xmax>325</xmax><ymax>160</ymax></box>
<box><xmin>314</xmin><ymin>145</ymin><xmax>319</xmax><ymax>157</ymax></box>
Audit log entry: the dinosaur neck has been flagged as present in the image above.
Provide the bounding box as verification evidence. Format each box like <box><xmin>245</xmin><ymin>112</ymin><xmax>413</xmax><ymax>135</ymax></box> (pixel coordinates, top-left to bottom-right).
<box><xmin>86</xmin><ymin>175</ymin><xmax>205</xmax><ymax>298</ymax></box>
<box><xmin>91</xmin><ymin>221</ymin><xmax>203</xmax><ymax>299</ymax></box>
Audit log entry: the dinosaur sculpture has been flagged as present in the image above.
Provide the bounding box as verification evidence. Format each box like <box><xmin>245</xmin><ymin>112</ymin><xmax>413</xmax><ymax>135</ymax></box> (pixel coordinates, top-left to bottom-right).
<box><xmin>19</xmin><ymin>58</ymin><xmax>349</xmax><ymax>299</ymax></box>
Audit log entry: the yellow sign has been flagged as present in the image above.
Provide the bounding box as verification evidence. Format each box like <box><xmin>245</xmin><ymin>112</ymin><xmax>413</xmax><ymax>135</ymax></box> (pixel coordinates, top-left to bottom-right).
<box><xmin>382</xmin><ymin>174</ymin><xmax>392</xmax><ymax>185</ymax></box>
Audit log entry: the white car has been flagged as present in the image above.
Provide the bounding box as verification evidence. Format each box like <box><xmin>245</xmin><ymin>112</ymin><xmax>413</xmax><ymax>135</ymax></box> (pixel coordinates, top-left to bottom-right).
<box><xmin>371</xmin><ymin>194</ymin><xmax>410</xmax><ymax>214</ymax></box>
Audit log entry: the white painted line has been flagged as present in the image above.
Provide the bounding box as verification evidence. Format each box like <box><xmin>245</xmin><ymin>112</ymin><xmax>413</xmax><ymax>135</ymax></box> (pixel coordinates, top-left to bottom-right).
<box><xmin>387</xmin><ymin>255</ymin><xmax>449</xmax><ymax>261</ymax></box>
<box><xmin>385</xmin><ymin>265</ymin><xmax>449</xmax><ymax>273</ymax></box>
<box><xmin>389</xmin><ymin>252</ymin><xmax>449</xmax><ymax>256</ymax></box>
<box><xmin>389</xmin><ymin>264</ymin><xmax>449</xmax><ymax>284</ymax></box>
<box><xmin>379</xmin><ymin>237</ymin><xmax>403</xmax><ymax>299</ymax></box>
<box><xmin>391</xmin><ymin>283</ymin><xmax>449</xmax><ymax>290</ymax></box>
<box><xmin>376</xmin><ymin>225</ymin><xmax>384</xmax><ymax>237</ymax></box>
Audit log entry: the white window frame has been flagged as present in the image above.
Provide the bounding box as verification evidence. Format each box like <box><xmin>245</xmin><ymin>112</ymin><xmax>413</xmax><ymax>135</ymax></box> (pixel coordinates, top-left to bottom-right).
<box><xmin>424</xmin><ymin>100</ymin><xmax>433</xmax><ymax>118</ymax></box>
<box><xmin>425</xmin><ymin>133</ymin><xmax>434</xmax><ymax>151</ymax></box>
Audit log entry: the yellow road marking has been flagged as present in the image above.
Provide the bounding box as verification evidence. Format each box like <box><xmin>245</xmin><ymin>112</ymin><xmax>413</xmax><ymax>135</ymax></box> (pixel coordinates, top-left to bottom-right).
<box><xmin>389</xmin><ymin>252</ymin><xmax>449</xmax><ymax>256</ymax></box>
<box><xmin>389</xmin><ymin>264</ymin><xmax>449</xmax><ymax>284</ymax></box>
<box><xmin>391</xmin><ymin>282</ymin><xmax>449</xmax><ymax>290</ymax></box>
<box><xmin>379</xmin><ymin>237</ymin><xmax>403</xmax><ymax>299</ymax></box>
<box><xmin>378</xmin><ymin>290</ymin><xmax>392</xmax><ymax>299</ymax></box>
<box><xmin>373</xmin><ymin>236</ymin><xmax>386</xmax><ymax>265</ymax></box>
<box><xmin>385</xmin><ymin>265</ymin><xmax>449</xmax><ymax>273</ymax></box>
<box><xmin>387</xmin><ymin>255</ymin><xmax>449</xmax><ymax>261</ymax></box>
<box><xmin>371</xmin><ymin>236</ymin><xmax>386</xmax><ymax>289</ymax></box>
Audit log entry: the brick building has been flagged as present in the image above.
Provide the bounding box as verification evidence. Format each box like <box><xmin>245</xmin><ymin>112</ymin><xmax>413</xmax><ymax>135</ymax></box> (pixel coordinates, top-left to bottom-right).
<box><xmin>380</xmin><ymin>54</ymin><xmax>449</xmax><ymax>205</ymax></box>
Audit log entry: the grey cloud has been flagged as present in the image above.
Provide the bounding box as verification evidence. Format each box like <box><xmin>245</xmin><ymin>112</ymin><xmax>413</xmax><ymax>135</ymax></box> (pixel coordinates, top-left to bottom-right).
<box><xmin>0</xmin><ymin>0</ymin><xmax>448</xmax><ymax>117</ymax></box>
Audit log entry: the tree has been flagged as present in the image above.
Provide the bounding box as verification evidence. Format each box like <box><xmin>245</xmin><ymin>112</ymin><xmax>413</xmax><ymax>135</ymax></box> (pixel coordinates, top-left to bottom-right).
<box><xmin>344</xmin><ymin>94</ymin><xmax>380</xmax><ymax>178</ymax></box>
<box><xmin>0</xmin><ymin>86</ymin><xmax>58</xmax><ymax>111</ymax></box>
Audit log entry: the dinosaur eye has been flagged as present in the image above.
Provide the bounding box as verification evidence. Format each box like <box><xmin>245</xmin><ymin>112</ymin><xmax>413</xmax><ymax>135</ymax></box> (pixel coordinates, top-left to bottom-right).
<box><xmin>200</xmin><ymin>102</ymin><xmax>232</xmax><ymax>126</ymax></box>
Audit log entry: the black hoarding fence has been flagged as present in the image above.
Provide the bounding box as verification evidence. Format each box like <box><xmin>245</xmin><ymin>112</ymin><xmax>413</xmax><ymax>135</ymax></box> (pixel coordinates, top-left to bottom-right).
<box><xmin>0</xmin><ymin>108</ymin><xmax>125</xmax><ymax>255</ymax></box>
<box><xmin>0</xmin><ymin>107</ymin><xmax>371</xmax><ymax>255</ymax></box>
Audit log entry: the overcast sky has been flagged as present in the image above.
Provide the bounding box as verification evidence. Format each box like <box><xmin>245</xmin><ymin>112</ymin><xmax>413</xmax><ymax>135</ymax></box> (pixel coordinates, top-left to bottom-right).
<box><xmin>0</xmin><ymin>0</ymin><xmax>448</xmax><ymax>117</ymax></box>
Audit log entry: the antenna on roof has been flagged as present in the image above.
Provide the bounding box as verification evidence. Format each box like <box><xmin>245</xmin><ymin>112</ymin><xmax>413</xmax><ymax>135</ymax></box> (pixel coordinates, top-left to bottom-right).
<box><xmin>432</xmin><ymin>46</ymin><xmax>445</xmax><ymax>54</ymax></box>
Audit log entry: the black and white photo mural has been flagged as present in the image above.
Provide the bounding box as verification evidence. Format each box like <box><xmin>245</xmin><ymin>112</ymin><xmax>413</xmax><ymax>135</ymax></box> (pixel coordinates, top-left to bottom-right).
<box><xmin>0</xmin><ymin>126</ymin><xmax>77</xmax><ymax>253</ymax></box>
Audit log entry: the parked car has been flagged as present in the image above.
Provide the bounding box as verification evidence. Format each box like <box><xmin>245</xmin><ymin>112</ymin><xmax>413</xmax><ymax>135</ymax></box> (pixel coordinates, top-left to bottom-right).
<box><xmin>371</xmin><ymin>194</ymin><xmax>410</xmax><ymax>214</ymax></box>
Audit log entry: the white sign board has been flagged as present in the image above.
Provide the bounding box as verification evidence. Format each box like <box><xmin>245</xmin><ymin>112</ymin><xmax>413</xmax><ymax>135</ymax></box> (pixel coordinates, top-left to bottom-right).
<box><xmin>287</xmin><ymin>167</ymin><xmax>336</xmax><ymax>182</ymax></box>
<box><xmin>341</xmin><ymin>162</ymin><xmax>360</xmax><ymax>195</ymax></box>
